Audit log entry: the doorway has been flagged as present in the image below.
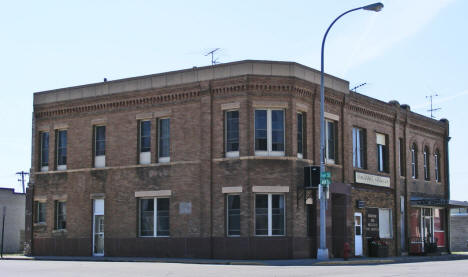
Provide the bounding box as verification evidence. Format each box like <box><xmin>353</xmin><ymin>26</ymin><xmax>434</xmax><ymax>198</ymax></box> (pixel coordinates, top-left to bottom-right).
<box><xmin>354</xmin><ymin>212</ymin><xmax>363</xmax><ymax>256</ymax></box>
<box><xmin>93</xmin><ymin>199</ymin><xmax>104</xmax><ymax>256</ymax></box>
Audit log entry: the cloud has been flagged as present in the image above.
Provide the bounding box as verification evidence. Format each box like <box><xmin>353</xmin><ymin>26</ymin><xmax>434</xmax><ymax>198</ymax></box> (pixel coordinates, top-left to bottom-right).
<box><xmin>328</xmin><ymin>0</ymin><xmax>455</xmax><ymax>75</ymax></box>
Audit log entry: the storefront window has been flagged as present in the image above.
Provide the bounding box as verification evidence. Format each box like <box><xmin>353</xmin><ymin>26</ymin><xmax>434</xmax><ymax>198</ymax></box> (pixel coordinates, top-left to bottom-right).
<box><xmin>409</xmin><ymin>208</ymin><xmax>422</xmax><ymax>253</ymax></box>
<box><xmin>434</xmin><ymin>208</ymin><xmax>445</xmax><ymax>247</ymax></box>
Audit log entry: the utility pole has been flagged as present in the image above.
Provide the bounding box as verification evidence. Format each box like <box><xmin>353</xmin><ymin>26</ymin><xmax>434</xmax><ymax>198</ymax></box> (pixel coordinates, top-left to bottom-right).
<box><xmin>426</xmin><ymin>94</ymin><xmax>441</xmax><ymax>118</ymax></box>
<box><xmin>16</xmin><ymin>171</ymin><xmax>29</xmax><ymax>194</ymax></box>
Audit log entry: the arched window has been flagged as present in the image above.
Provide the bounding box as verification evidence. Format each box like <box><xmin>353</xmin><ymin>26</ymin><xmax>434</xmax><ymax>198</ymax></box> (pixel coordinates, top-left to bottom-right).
<box><xmin>411</xmin><ymin>143</ymin><xmax>418</xmax><ymax>179</ymax></box>
<box><xmin>423</xmin><ymin>146</ymin><xmax>430</xmax><ymax>180</ymax></box>
<box><xmin>434</xmin><ymin>149</ymin><xmax>440</xmax><ymax>182</ymax></box>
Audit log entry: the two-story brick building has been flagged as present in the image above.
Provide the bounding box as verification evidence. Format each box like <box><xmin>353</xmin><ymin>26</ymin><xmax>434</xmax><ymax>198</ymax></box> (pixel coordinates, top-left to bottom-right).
<box><xmin>25</xmin><ymin>60</ymin><xmax>451</xmax><ymax>259</ymax></box>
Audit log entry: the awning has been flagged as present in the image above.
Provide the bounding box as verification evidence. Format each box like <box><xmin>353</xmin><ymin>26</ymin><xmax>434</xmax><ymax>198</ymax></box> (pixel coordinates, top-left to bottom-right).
<box><xmin>410</xmin><ymin>197</ymin><xmax>448</xmax><ymax>207</ymax></box>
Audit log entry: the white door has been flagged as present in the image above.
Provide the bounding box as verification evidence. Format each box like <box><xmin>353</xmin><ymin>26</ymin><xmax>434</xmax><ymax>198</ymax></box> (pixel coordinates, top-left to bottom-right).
<box><xmin>354</xmin><ymin>212</ymin><xmax>363</xmax><ymax>256</ymax></box>
<box><xmin>93</xmin><ymin>199</ymin><xmax>104</xmax><ymax>256</ymax></box>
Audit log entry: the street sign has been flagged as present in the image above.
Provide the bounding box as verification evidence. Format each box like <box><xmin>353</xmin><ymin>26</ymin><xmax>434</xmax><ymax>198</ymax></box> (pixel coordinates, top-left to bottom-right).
<box><xmin>320</xmin><ymin>172</ymin><xmax>331</xmax><ymax>178</ymax></box>
<box><xmin>320</xmin><ymin>171</ymin><xmax>331</xmax><ymax>186</ymax></box>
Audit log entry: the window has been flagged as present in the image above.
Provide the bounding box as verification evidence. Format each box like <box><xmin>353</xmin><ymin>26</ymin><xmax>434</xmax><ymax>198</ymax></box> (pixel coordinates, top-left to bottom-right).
<box><xmin>376</xmin><ymin>133</ymin><xmax>388</xmax><ymax>172</ymax></box>
<box><xmin>255</xmin><ymin>194</ymin><xmax>285</xmax><ymax>236</ymax></box>
<box><xmin>56</xmin><ymin>130</ymin><xmax>67</xmax><ymax>170</ymax></box>
<box><xmin>411</xmin><ymin>143</ymin><xmax>418</xmax><ymax>179</ymax></box>
<box><xmin>297</xmin><ymin>113</ymin><xmax>304</xmax><ymax>158</ymax></box>
<box><xmin>40</xmin><ymin>132</ymin><xmax>49</xmax><ymax>171</ymax></box>
<box><xmin>434</xmin><ymin>149</ymin><xmax>440</xmax><ymax>182</ymax></box>
<box><xmin>379</xmin><ymin>208</ymin><xmax>392</xmax><ymax>238</ymax></box>
<box><xmin>352</xmin><ymin>127</ymin><xmax>366</xmax><ymax>168</ymax></box>
<box><xmin>423</xmin><ymin>146</ymin><xmax>430</xmax><ymax>180</ymax></box>
<box><xmin>139</xmin><ymin>120</ymin><xmax>151</xmax><ymax>164</ymax></box>
<box><xmin>399</xmin><ymin>138</ymin><xmax>405</xmax><ymax>177</ymax></box>
<box><xmin>158</xmin><ymin>118</ymin><xmax>170</xmax><ymax>162</ymax></box>
<box><xmin>34</xmin><ymin>201</ymin><xmax>46</xmax><ymax>224</ymax></box>
<box><xmin>139</xmin><ymin>198</ymin><xmax>170</xmax><ymax>237</ymax></box>
<box><xmin>225</xmin><ymin>110</ymin><xmax>239</xmax><ymax>157</ymax></box>
<box><xmin>54</xmin><ymin>201</ymin><xmax>66</xmax><ymax>230</ymax></box>
<box><xmin>227</xmin><ymin>195</ymin><xmax>240</xmax><ymax>236</ymax></box>
<box><xmin>94</xmin><ymin>126</ymin><xmax>106</xmax><ymax>168</ymax></box>
<box><xmin>325</xmin><ymin>120</ymin><xmax>337</xmax><ymax>163</ymax></box>
<box><xmin>255</xmin><ymin>109</ymin><xmax>284</xmax><ymax>156</ymax></box>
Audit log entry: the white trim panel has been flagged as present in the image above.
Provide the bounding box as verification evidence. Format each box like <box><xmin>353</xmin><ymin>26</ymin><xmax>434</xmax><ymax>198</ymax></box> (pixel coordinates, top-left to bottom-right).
<box><xmin>135</xmin><ymin>190</ymin><xmax>172</xmax><ymax>198</ymax></box>
<box><xmin>252</xmin><ymin>186</ymin><xmax>289</xmax><ymax>193</ymax></box>
<box><xmin>222</xmin><ymin>186</ymin><xmax>243</xmax><ymax>194</ymax></box>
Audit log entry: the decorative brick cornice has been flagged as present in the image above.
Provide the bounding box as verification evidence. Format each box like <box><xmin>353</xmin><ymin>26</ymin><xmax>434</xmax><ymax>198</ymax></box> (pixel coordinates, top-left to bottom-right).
<box><xmin>346</xmin><ymin>103</ymin><xmax>395</xmax><ymax>122</ymax></box>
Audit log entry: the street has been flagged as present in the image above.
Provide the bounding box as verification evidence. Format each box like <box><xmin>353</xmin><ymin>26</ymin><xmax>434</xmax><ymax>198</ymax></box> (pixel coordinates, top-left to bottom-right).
<box><xmin>1</xmin><ymin>259</ymin><xmax>468</xmax><ymax>277</ymax></box>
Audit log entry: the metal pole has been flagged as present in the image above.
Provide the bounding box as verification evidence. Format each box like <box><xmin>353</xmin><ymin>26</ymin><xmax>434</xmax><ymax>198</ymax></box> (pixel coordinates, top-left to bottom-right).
<box><xmin>1</xmin><ymin>206</ymin><xmax>6</xmax><ymax>259</ymax></box>
<box><xmin>317</xmin><ymin>3</ymin><xmax>383</xmax><ymax>260</ymax></box>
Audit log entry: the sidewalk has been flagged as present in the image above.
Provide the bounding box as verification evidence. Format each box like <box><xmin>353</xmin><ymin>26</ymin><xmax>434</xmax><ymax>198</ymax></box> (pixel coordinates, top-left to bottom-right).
<box><xmin>2</xmin><ymin>253</ymin><xmax>468</xmax><ymax>266</ymax></box>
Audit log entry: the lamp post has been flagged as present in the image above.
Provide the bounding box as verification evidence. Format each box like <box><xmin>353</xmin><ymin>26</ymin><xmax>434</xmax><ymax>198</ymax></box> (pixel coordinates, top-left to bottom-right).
<box><xmin>317</xmin><ymin>2</ymin><xmax>384</xmax><ymax>260</ymax></box>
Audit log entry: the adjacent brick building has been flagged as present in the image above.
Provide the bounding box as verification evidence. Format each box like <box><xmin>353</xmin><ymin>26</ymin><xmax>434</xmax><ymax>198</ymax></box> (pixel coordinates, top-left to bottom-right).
<box><xmin>26</xmin><ymin>60</ymin><xmax>451</xmax><ymax>259</ymax></box>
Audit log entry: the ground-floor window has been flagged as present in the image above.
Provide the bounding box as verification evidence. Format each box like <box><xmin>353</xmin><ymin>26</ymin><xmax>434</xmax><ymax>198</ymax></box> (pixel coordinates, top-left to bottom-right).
<box><xmin>54</xmin><ymin>201</ymin><xmax>66</xmax><ymax>230</ymax></box>
<box><xmin>139</xmin><ymin>198</ymin><xmax>170</xmax><ymax>237</ymax></box>
<box><xmin>378</xmin><ymin>208</ymin><xmax>392</xmax><ymax>238</ymax></box>
<box><xmin>255</xmin><ymin>194</ymin><xmax>285</xmax><ymax>236</ymax></box>
<box><xmin>409</xmin><ymin>207</ymin><xmax>446</xmax><ymax>253</ymax></box>
<box><xmin>227</xmin><ymin>195</ymin><xmax>240</xmax><ymax>236</ymax></box>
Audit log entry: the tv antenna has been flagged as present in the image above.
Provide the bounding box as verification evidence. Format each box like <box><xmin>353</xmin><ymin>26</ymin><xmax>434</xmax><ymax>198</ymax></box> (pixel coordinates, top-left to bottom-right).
<box><xmin>426</xmin><ymin>93</ymin><xmax>441</xmax><ymax>118</ymax></box>
<box><xmin>351</xmin><ymin>82</ymin><xmax>367</xmax><ymax>92</ymax></box>
<box><xmin>205</xmin><ymin>48</ymin><xmax>220</xmax><ymax>65</ymax></box>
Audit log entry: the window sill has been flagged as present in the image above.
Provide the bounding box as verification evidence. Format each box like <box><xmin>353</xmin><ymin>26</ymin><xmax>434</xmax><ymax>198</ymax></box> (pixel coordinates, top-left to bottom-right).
<box><xmin>57</xmin><ymin>165</ymin><xmax>67</xmax><ymax>171</ymax></box>
<box><xmin>255</xmin><ymin>151</ymin><xmax>285</xmax><ymax>157</ymax></box>
<box><xmin>138</xmin><ymin>236</ymin><xmax>170</xmax><ymax>238</ymax></box>
<box><xmin>158</xmin><ymin>157</ymin><xmax>170</xmax><ymax>163</ymax></box>
<box><xmin>52</xmin><ymin>229</ymin><xmax>67</xmax><ymax>235</ymax></box>
<box><xmin>34</xmin><ymin>222</ymin><xmax>47</xmax><ymax>227</ymax></box>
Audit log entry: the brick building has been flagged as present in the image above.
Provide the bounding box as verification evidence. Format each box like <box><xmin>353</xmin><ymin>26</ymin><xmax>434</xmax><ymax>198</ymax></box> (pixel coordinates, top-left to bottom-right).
<box><xmin>26</xmin><ymin>60</ymin><xmax>451</xmax><ymax>259</ymax></box>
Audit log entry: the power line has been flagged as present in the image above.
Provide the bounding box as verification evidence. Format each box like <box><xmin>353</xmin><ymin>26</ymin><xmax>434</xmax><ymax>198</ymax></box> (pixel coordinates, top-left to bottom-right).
<box><xmin>16</xmin><ymin>171</ymin><xmax>29</xmax><ymax>194</ymax></box>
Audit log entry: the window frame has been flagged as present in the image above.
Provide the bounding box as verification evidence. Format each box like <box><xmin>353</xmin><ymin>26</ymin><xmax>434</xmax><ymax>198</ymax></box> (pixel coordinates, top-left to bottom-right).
<box><xmin>423</xmin><ymin>146</ymin><xmax>430</xmax><ymax>181</ymax></box>
<box><xmin>254</xmin><ymin>193</ymin><xmax>286</xmax><ymax>237</ymax></box>
<box><xmin>434</xmin><ymin>150</ymin><xmax>440</xmax><ymax>182</ymax></box>
<box><xmin>225</xmin><ymin>110</ymin><xmax>240</xmax><ymax>158</ymax></box>
<box><xmin>139</xmin><ymin>120</ymin><xmax>151</xmax><ymax>165</ymax></box>
<box><xmin>325</xmin><ymin>119</ymin><xmax>337</xmax><ymax>164</ymax></box>
<box><xmin>399</xmin><ymin>138</ymin><xmax>406</xmax><ymax>177</ymax></box>
<box><xmin>94</xmin><ymin>125</ymin><xmax>106</xmax><ymax>168</ymax></box>
<box><xmin>138</xmin><ymin>197</ymin><xmax>170</xmax><ymax>237</ymax></box>
<box><xmin>411</xmin><ymin>144</ymin><xmax>418</xmax><ymax>179</ymax></box>
<box><xmin>158</xmin><ymin>118</ymin><xmax>170</xmax><ymax>163</ymax></box>
<box><xmin>56</xmin><ymin>129</ymin><xmax>67</xmax><ymax>170</ymax></box>
<box><xmin>352</xmin><ymin>127</ymin><xmax>366</xmax><ymax>169</ymax></box>
<box><xmin>226</xmin><ymin>194</ymin><xmax>241</xmax><ymax>237</ymax></box>
<box><xmin>34</xmin><ymin>201</ymin><xmax>46</xmax><ymax>224</ymax></box>
<box><xmin>39</xmin><ymin>132</ymin><xmax>49</xmax><ymax>172</ymax></box>
<box><xmin>254</xmin><ymin>109</ymin><xmax>285</xmax><ymax>157</ymax></box>
<box><xmin>54</xmin><ymin>200</ymin><xmax>66</xmax><ymax>230</ymax></box>
<box><xmin>297</xmin><ymin>112</ymin><xmax>304</xmax><ymax>159</ymax></box>
<box><xmin>376</xmin><ymin>133</ymin><xmax>388</xmax><ymax>173</ymax></box>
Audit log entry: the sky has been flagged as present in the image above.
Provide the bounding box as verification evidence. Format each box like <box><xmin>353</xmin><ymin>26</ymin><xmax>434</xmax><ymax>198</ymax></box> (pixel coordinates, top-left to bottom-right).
<box><xmin>0</xmin><ymin>0</ymin><xmax>467</xmax><ymax>200</ymax></box>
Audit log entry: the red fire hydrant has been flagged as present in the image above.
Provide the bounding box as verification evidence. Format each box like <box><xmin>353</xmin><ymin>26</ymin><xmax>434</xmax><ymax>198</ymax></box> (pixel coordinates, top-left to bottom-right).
<box><xmin>343</xmin><ymin>242</ymin><xmax>351</xmax><ymax>261</ymax></box>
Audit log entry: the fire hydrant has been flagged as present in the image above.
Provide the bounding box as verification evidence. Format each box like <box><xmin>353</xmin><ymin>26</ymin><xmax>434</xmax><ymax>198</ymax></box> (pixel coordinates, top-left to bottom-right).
<box><xmin>343</xmin><ymin>242</ymin><xmax>351</xmax><ymax>261</ymax></box>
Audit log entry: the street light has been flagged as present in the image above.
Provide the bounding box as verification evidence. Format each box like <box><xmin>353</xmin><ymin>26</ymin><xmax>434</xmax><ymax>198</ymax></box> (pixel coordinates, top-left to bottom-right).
<box><xmin>317</xmin><ymin>2</ymin><xmax>384</xmax><ymax>261</ymax></box>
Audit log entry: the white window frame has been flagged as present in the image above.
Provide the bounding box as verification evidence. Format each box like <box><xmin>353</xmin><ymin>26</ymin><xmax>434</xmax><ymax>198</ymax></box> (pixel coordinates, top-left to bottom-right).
<box><xmin>411</xmin><ymin>145</ymin><xmax>417</xmax><ymax>179</ymax></box>
<box><xmin>423</xmin><ymin>147</ymin><xmax>429</xmax><ymax>180</ymax></box>
<box><xmin>139</xmin><ymin>120</ymin><xmax>151</xmax><ymax>165</ymax></box>
<box><xmin>325</xmin><ymin>119</ymin><xmax>336</xmax><ymax>164</ymax></box>
<box><xmin>158</xmin><ymin>118</ymin><xmax>170</xmax><ymax>163</ymax></box>
<box><xmin>378</xmin><ymin>208</ymin><xmax>393</xmax><ymax>239</ymax></box>
<box><xmin>254</xmin><ymin>193</ymin><xmax>286</xmax><ymax>237</ymax></box>
<box><xmin>434</xmin><ymin>151</ymin><xmax>440</xmax><ymax>182</ymax></box>
<box><xmin>94</xmin><ymin>125</ymin><xmax>106</xmax><ymax>168</ymax></box>
<box><xmin>138</xmin><ymin>197</ymin><xmax>170</xmax><ymax>237</ymax></box>
<box><xmin>226</xmin><ymin>194</ymin><xmax>241</xmax><ymax>237</ymax></box>
<box><xmin>353</xmin><ymin>127</ymin><xmax>365</xmax><ymax>168</ymax></box>
<box><xmin>254</xmin><ymin>109</ymin><xmax>285</xmax><ymax>157</ymax></box>
<box><xmin>376</xmin><ymin>133</ymin><xmax>386</xmax><ymax>172</ymax></box>
<box><xmin>225</xmin><ymin>110</ymin><xmax>240</xmax><ymax>158</ymax></box>
<box><xmin>56</xmin><ymin>129</ymin><xmax>67</xmax><ymax>171</ymax></box>
<box><xmin>40</xmin><ymin>132</ymin><xmax>49</xmax><ymax>172</ymax></box>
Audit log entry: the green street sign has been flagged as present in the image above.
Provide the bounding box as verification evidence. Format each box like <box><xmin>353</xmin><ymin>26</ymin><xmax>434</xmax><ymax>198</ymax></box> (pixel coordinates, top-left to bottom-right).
<box><xmin>320</xmin><ymin>172</ymin><xmax>331</xmax><ymax>178</ymax></box>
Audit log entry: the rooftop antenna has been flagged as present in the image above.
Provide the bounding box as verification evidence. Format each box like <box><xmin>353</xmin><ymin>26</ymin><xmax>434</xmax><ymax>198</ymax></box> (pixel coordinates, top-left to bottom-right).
<box><xmin>426</xmin><ymin>93</ymin><xmax>441</xmax><ymax>118</ymax></box>
<box><xmin>205</xmin><ymin>48</ymin><xmax>220</xmax><ymax>65</ymax></box>
<box><xmin>351</xmin><ymin>82</ymin><xmax>367</xmax><ymax>92</ymax></box>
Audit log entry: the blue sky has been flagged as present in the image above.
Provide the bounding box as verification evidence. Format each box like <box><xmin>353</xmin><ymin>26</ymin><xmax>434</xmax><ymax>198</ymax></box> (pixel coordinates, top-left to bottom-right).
<box><xmin>1</xmin><ymin>0</ymin><xmax>467</xmax><ymax>200</ymax></box>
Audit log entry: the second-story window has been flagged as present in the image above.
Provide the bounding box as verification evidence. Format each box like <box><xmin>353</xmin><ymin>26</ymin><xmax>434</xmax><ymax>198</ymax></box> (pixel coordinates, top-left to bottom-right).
<box><xmin>325</xmin><ymin>120</ymin><xmax>337</xmax><ymax>164</ymax></box>
<box><xmin>297</xmin><ymin>113</ymin><xmax>304</xmax><ymax>158</ymax></box>
<box><xmin>94</xmin><ymin>126</ymin><xmax>106</xmax><ymax>168</ymax></box>
<box><xmin>56</xmin><ymin>130</ymin><xmax>67</xmax><ymax>170</ymax></box>
<box><xmin>352</xmin><ymin>127</ymin><xmax>366</xmax><ymax>169</ymax></box>
<box><xmin>423</xmin><ymin>146</ymin><xmax>430</xmax><ymax>180</ymax></box>
<box><xmin>399</xmin><ymin>138</ymin><xmax>406</xmax><ymax>177</ymax></box>
<box><xmin>225</xmin><ymin>110</ymin><xmax>239</xmax><ymax>157</ymax></box>
<box><xmin>376</xmin><ymin>133</ymin><xmax>388</xmax><ymax>172</ymax></box>
<box><xmin>158</xmin><ymin>118</ymin><xmax>170</xmax><ymax>163</ymax></box>
<box><xmin>139</xmin><ymin>120</ymin><xmax>151</xmax><ymax>164</ymax></box>
<box><xmin>40</xmin><ymin>132</ymin><xmax>49</xmax><ymax>171</ymax></box>
<box><xmin>434</xmin><ymin>149</ymin><xmax>440</xmax><ymax>182</ymax></box>
<box><xmin>255</xmin><ymin>109</ymin><xmax>284</xmax><ymax>156</ymax></box>
<box><xmin>411</xmin><ymin>143</ymin><xmax>418</xmax><ymax>179</ymax></box>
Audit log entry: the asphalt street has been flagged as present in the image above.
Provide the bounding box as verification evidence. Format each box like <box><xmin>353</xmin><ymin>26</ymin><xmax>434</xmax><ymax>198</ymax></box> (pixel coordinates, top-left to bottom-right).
<box><xmin>2</xmin><ymin>259</ymin><xmax>468</xmax><ymax>277</ymax></box>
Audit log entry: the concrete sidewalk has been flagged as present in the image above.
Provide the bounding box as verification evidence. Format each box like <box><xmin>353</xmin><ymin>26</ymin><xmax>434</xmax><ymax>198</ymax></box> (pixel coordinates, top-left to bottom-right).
<box><xmin>2</xmin><ymin>253</ymin><xmax>468</xmax><ymax>266</ymax></box>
